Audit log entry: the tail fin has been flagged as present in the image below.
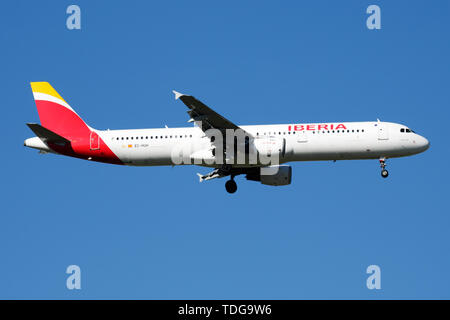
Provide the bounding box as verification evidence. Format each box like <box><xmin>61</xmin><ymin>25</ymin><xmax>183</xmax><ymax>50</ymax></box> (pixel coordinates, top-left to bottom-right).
<box><xmin>30</xmin><ymin>82</ymin><xmax>90</xmax><ymax>137</ymax></box>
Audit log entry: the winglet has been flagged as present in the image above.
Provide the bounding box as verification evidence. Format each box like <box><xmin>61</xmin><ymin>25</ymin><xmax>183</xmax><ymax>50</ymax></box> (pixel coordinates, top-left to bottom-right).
<box><xmin>172</xmin><ymin>90</ymin><xmax>184</xmax><ymax>100</ymax></box>
<box><xmin>197</xmin><ymin>173</ymin><xmax>204</xmax><ymax>182</ymax></box>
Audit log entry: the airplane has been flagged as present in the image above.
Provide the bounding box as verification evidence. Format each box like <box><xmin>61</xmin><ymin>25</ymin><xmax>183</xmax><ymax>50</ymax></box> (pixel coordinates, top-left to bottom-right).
<box><xmin>24</xmin><ymin>82</ymin><xmax>430</xmax><ymax>193</ymax></box>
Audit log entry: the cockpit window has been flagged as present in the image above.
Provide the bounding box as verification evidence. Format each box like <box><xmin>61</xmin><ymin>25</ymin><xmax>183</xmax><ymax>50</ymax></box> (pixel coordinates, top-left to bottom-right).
<box><xmin>400</xmin><ymin>128</ymin><xmax>405</xmax><ymax>133</ymax></box>
<box><xmin>406</xmin><ymin>129</ymin><xmax>411</xmax><ymax>133</ymax></box>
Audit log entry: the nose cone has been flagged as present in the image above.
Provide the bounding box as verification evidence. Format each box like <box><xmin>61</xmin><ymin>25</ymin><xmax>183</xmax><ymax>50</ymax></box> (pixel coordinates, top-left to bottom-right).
<box><xmin>417</xmin><ymin>135</ymin><xmax>430</xmax><ymax>152</ymax></box>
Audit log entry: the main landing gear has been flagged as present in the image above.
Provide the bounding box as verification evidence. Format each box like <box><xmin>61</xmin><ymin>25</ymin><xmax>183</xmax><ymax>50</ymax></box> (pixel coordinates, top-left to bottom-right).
<box><xmin>379</xmin><ymin>157</ymin><xmax>389</xmax><ymax>178</ymax></box>
<box><xmin>225</xmin><ymin>177</ymin><xmax>238</xmax><ymax>194</ymax></box>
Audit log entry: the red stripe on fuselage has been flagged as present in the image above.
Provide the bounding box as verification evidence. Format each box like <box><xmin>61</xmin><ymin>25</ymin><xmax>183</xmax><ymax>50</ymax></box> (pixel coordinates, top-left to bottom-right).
<box><xmin>48</xmin><ymin>135</ymin><xmax>123</xmax><ymax>165</ymax></box>
<box><xmin>35</xmin><ymin>100</ymin><xmax>123</xmax><ymax>165</ymax></box>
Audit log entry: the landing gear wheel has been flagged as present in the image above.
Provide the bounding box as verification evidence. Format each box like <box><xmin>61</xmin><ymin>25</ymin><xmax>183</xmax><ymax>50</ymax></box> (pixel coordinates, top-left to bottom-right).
<box><xmin>225</xmin><ymin>179</ymin><xmax>237</xmax><ymax>194</ymax></box>
<box><xmin>379</xmin><ymin>157</ymin><xmax>389</xmax><ymax>179</ymax></box>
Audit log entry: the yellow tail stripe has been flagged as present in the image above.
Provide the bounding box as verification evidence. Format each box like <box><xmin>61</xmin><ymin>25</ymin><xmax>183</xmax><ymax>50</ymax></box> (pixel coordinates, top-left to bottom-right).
<box><xmin>30</xmin><ymin>82</ymin><xmax>67</xmax><ymax>104</ymax></box>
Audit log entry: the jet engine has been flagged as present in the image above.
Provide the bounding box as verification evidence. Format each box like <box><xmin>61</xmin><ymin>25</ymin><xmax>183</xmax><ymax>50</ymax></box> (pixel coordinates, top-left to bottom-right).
<box><xmin>246</xmin><ymin>165</ymin><xmax>292</xmax><ymax>186</ymax></box>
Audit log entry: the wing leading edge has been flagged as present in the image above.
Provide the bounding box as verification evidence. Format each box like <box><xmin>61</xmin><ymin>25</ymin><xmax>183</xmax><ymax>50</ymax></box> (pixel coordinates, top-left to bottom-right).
<box><xmin>172</xmin><ymin>90</ymin><xmax>250</xmax><ymax>135</ymax></box>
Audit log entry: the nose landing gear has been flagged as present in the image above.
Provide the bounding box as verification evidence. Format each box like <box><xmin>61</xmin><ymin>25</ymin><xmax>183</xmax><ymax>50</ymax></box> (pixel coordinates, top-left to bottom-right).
<box><xmin>379</xmin><ymin>157</ymin><xmax>389</xmax><ymax>178</ymax></box>
<box><xmin>225</xmin><ymin>177</ymin><xmax>238</xmax><ymax>194</ymax></box>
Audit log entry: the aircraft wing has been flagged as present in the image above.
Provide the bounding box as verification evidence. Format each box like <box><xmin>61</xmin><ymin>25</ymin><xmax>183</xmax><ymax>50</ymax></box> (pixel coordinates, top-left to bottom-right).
<box><xmin>172</xmin><ymin>90</ymin><xmax>250</xmax><ymax>135</ymax></box>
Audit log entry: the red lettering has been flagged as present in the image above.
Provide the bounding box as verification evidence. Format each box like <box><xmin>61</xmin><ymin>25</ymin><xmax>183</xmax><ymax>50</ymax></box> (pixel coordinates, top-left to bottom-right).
<box><xmin>290</xmin><ymin>123</ymin><xmax>346</xmax><ymax>131</ymax></box>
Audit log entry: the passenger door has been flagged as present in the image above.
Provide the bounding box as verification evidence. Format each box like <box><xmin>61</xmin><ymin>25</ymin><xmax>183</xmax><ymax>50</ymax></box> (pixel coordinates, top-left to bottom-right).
<box><xmin>90</xmin><ymin>131</ymin><xmax>100</xmax><ymax>150</ymax></box>
<box><xmin>377</xmin><ymin>123</ymin><xmax>389</xmax><ymax>140</ymax></box>
<box><xmin>296</xmin><ymin>131</ymin><xmax>308</xmax><ymax>143</ymax></box>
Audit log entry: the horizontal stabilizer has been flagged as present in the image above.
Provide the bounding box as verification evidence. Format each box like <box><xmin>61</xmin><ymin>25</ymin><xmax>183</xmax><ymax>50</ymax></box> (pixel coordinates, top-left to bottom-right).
<box><xmin>26</xmin><ymin>123</ymin><xmax>70</xmax><ymax>144</ymax></box>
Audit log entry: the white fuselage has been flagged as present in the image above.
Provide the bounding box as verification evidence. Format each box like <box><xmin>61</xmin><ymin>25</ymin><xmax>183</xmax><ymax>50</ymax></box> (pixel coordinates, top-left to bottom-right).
<box><xmin>94</xmin><ymin>121</ymin><xmax>429</xmax><ymax>167</ymax></box>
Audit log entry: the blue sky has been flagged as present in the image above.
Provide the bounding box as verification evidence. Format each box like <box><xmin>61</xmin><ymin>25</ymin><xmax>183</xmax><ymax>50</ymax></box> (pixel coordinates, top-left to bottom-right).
<box><xmin>1</xmin><ymin>0</ymin><xmax>449</xmax><ymax>299</ymax></box>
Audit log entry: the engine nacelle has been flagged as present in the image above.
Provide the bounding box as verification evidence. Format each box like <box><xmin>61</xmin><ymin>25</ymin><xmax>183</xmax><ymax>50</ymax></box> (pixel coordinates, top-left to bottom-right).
<box><xmin>246</xmin><ymin>165</ymin><xmax>292</xmax><ymax>186</ymax></box>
